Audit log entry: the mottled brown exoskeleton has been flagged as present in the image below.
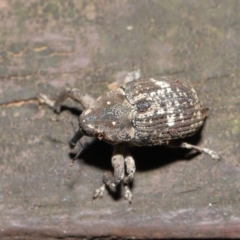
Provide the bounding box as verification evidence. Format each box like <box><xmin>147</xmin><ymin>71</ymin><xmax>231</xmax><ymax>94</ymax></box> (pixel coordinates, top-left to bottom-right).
<box><xmin>39</xmin><ymin>76</ymin><xmax>219</xmax><ymax>203</ymax></box>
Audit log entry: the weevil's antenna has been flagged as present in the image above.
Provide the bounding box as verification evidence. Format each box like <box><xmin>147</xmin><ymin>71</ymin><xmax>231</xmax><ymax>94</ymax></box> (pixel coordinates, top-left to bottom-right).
<box><xmin>69</xmin><ymin>123</ymin><xmax>84</xmax><ymax>148</ymax></box>
<box><xmin>69</xmin><ymin>122</ymin><xmax>84</xmax><ymax>167</ymax></box>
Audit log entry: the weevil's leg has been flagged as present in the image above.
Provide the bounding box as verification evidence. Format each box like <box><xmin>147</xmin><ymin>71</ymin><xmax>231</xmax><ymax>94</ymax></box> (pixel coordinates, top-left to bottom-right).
<box><xmin>103</xmin><ymin>144</ymin><xmax>125</xmax><ymax>187</ymax></box>
<box><xmin>124</xmin><ymin>68</ymin><xmax>141</xmax><ymax>83</ymax></box>
<box><xmin>122</xmin><ymin>147</ymin><xmax>136</xmax><ymax>203</ymax></box>
<box><xmin>38</xmin><ymin>93</ymin><xmax>55</xmax><ymax>108</ymax></box>
<box><xmin>69</xmin><ymin>129</ymin><xmax>84</xmax><ymax>149</ymax></box>
<box><xmin>93</xmin><ymin>184</ymin><xmax>106</xmax><ymax>199</ymax></box>
<box><xmin>123</xmin><ymin>152</ymin><xmax>136</xmax><ymax>184</ymax></box>
<box><xmin>124</xmin><ymin>185</ymin><xmax>133</xmax><ymax>204</ymax></box>
<box><xmin>54</xmin><ymin>88</ymin><xmax>95</xmax><ymax>113</ymax></box>
<box><xmin>93</xmin><ymin>144</ymin><xmax>125</xmax><ymax>200</ymax></box>
<box><xmin>38</xmin><ymin>88</ymin><xmax>95</xmax><ymax>112</ymax></box>
<box><xmin>70</xmin><ymin>136</ymin><xmax>96</xmax><ymax>167</ymax></box>
<box><xmin>180</xmin><ymin>142</ymin><xmax>220</xmax><ymax>161</ymax></box>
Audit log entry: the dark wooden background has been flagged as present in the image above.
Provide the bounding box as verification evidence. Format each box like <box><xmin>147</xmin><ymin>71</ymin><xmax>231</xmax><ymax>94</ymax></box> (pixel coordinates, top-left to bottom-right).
<box><xmin>0</xmin><ymin>0</ymin><xmax>240</xmax><ymax>239</ymax></box>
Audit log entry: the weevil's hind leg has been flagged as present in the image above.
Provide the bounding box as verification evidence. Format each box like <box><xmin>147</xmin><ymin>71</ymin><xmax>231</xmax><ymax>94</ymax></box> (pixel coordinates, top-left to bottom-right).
<box><xmin>93</xmin><ymin>144</ymin><xmax>125</xmax><ymax>200</ymax></box>
<box><xmin>54</xmin><ymin>88</ymin><xmax>95</xmax><ymax>112</ymax></box>
<box><xmin>180</xmin><ymin>142</ymin><xmax>220</xmax><ymax>161</ymax></box>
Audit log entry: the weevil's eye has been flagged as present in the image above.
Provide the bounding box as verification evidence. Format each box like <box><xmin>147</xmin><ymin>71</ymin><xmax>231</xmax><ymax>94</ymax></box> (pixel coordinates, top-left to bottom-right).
<box><xmin>97</xmin><ymin>132</ymin><xmax>105</xmax><ymax>141</ymax></box>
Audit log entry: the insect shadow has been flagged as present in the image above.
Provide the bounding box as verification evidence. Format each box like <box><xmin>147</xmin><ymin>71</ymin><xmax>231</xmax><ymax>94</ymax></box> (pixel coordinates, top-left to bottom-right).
<box><xmin>60</xmin><ymin>105</ymin><xmax>82</xmax><ymax>116</ymax></box>
<box><xmin>68</xmin><ymin>126</ymin><xmax>203</xmax><ymax>201</ymax></box>
<box><xmin>61</xmin><ymin>105</ymin><xmax>205</xmax><ymax>172</ymax></box>
<box><xmin>72</xmin><ymin>130</ymin><xmax>203</xmax><ymax>172</ymax></box>
<box><xmin>60</xmin><ymin>105</ymin><xmax>204</xmax><ymax>200</ymax></box>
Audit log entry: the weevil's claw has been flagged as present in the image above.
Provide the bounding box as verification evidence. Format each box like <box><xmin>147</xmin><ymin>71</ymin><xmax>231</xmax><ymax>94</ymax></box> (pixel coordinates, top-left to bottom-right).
<box><xmin>202</xmin><ymin>148</ymin><xmax>220</xmax><ymax>161</ymax></box>
<box><xmin>93</xmin><ymin>185</ymin><xmax>105</xmax><ymax>199</ymax></box>
<box><xmin>53</xmin><ymin>105</ymin><xmax>61</xmax><ymax>113</ymax></box>
<box><xmin>70</xmin><ymin>158</ymin><xmax>76</xmax><ymax>167</ymax></box>
<box><xmin>124</xmin><ymin>185</ymin><xmax>133</xmax><ymax>204</ymax></box>
<box><xmin>69</xmin><ymin>141</ymin><xmax>76</xmax><ymax>149</ymax></box>
<box><xmin>38</xmin><ymin>93</ymin><xmax>55</xmax><ymax>109</ymax></box>
<box><xmin>123</xmin><ymin>173</ymin><xmax>134</xmax><ymax>184</ymax></box>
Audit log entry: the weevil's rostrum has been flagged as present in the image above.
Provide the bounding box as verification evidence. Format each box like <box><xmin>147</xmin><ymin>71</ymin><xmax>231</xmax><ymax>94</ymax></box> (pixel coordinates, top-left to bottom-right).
<box><xmin>39</xmin><ymin>76</ymin><xmax>219</xmax><ymax>203</ymax></box>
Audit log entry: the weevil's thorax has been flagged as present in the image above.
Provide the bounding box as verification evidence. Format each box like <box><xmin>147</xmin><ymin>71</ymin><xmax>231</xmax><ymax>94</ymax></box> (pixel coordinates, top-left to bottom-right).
<box><xmin>79</xmin><ymin>88</ymin><xmax>135</xmax><ymax>144</ymax></box>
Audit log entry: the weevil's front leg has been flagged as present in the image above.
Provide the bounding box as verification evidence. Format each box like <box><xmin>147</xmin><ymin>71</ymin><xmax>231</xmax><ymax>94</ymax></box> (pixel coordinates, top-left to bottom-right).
<box><xmin>54</xmin><ymin>88</ymin><xmax>95</xmax><ymax>112</ymax></box>
<box><xmin>123</xmin><ymin>154</ymin><xmax>135</xmax><ymax>202</ymax></box>
<box><xmin>103</xmin><ymin>144</ymin><xmax>125</xmax><ymax>186</ymax></box>
<box><xmin>93</xmin><ymin>144</ymin><xmax>125</xmax><ymax>200</ymax></box>
<box><xmin>38</xmin><ymin>88</ymin><xmax>95</xmax><ymax>112</ymax></box>
<box><xmin>123</xmin><ymin>152</ymin><xmax>136</xmax><ymax>184</ymax></box>
<box><xmin>122</xmin><ymin>149</ymin><xmax>136</xmax><ymax>203</ymax></box>
<box><xmin>93</xmin><ymin>184</ymin><xmax>106</xmax><ymax>200</ymax></box>
<box><xmin>124</xmin><ymin>185</ymin><xmax>133</xmax><ymax>203</ymax></box>
<box><xmin>180</xmin><ymin>142</ymin><xmax>220</xmax><ymax>161</ymax></box>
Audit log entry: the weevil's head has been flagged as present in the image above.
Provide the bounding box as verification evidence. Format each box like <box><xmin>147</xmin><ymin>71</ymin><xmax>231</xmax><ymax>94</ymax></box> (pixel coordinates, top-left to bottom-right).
<box><xmin>78</xmin><ymin>88</ymin><xmax>135</xmax><ymax>144</ymax></box>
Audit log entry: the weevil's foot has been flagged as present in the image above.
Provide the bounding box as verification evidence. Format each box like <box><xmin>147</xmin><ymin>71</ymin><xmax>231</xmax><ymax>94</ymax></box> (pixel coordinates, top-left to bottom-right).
<box><xmin>69</xmin><ymin>141</ymin><xmax>76</xmax><ymax>149</ymax></box>
<box><xmin>38</xmin><ymin>93</ymin><xmax>55</xmax><ymax>109</ymax></box>
<box><xmin>180</xmin><ymin>143</ymin><xmax>220</xmax><ymax>161</ymax></box>
<box><xmin>93</xmin><ymin>184</ymin><xmax>105</xmax><ymax>199</ymax></box>
<box><xmin>202</xmin><ymin>148</ymin><xmax>220</xmax><ymax>161</ymax></box>
<box><xmin>103</xmin><ymin>174</ymin><xmax>120</xmax><ymax>187</ymax></box>
<box><xmin>124</xmin><ymin>68</ymin><xmax>141</xmax><ymax>83</ymax></box>
<box><xmin>124</xmin><ymin>185</ymin><xmax>133</xmax><ymax>204</ymax></box>
<box><xmin>123</xmin><ymin>173</ymin><xmax>134</xmax><ymax>184</ymax></box>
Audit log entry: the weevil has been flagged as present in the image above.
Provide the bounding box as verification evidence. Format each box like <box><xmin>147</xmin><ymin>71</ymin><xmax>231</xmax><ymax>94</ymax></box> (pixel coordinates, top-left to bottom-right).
<box><xmin>39</xmin><ymin>76</ymin><xmax>219</xmax><ymax>203</ymax></box>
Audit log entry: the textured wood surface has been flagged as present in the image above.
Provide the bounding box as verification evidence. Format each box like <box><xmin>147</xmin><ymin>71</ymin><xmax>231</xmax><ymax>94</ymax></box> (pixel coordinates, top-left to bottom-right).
<box><xmin>0</xmin><ymin>0</ymin><xmax>240</xmax><ymax>239</ymax></box>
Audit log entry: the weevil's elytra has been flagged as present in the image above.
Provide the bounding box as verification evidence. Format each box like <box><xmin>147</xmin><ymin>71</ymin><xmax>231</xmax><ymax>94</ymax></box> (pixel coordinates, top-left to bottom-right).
<box><xmin>117</xmin><ymin>77</ymin><xmax>207</xmax><ymax>147</ymax></box>
<box><xmin>39</xmin><ymin>76</ymin><xmax>219</xmax><ymax>203</ymax></box>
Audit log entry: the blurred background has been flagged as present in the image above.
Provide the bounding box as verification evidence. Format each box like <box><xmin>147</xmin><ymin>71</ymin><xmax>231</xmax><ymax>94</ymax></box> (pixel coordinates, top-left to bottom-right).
<box><xmin>0</xmin><ymin>1</ymin><xmax>240</xmax><ymax>239</ymax></box>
